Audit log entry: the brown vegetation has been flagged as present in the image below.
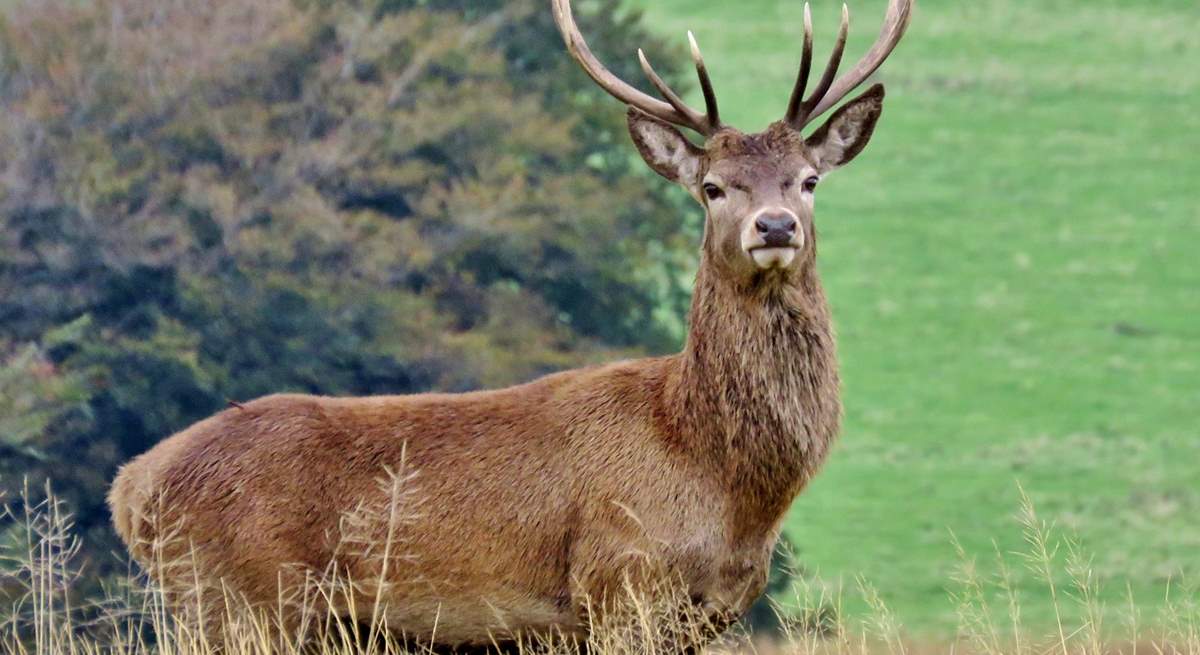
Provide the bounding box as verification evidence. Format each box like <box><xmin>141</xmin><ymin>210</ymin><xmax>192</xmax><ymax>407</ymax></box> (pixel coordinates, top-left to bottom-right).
<box><xmin>8</xmin><ymin>484</ymin><xmax>1200</xmax><ymax>654</ymax></box>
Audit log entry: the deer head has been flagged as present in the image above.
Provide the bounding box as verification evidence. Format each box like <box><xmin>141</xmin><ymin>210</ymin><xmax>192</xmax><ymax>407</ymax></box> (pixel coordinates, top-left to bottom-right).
<box><xmin>553</xmin><ymin>0</ymin><xmax>912</xmax><ymax>286</ymax></box>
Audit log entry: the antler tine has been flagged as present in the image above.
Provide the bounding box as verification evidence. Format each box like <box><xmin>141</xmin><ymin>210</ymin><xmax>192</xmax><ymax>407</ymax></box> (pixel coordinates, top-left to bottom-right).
<box><xmin>687</xmin><ymin>31</ymin><xmax>721</xmax><ymax>130</ymax></box>
<box><xmin>638</xmin><ymin>49</ymin><xmax>710</xmax><ymax>132</ymax></box>
<box><xmin>789</xmin><ymin>4</ymin><xmax>849</xmax><ymax>130</ymax></box>
<box><xmin>784</xmin><ymin>3</ymin><xmax>815</xmax><ymax>125</ymax></box>
<box><xmin>553</xmin><ymin>0</ymin><xmax>718</xmax><ymax>136</ymax></box>
<box><xmin>635</xmin><ymin>33</ymin><xmax>721</xmax><ymax>134</ymax></box>
<box><xmin>797</xmin><ymin>0</ymin><xmax>914</xmax><ymax>129</ymax></box>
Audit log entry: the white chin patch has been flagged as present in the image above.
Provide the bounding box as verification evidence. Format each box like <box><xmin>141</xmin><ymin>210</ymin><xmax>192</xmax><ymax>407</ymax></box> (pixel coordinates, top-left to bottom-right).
<box><xmin>751</xmin><ymin>248</ymin><xmax>797</xmax><ymax>269</ymax></box>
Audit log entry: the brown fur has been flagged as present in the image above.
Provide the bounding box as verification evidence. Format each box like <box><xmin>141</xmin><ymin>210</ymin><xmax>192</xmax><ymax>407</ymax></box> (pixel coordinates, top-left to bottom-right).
<box><xmin>108</xmin><ymin>86</ymin><xmax>889</xmax><ymax>649</ymax></box>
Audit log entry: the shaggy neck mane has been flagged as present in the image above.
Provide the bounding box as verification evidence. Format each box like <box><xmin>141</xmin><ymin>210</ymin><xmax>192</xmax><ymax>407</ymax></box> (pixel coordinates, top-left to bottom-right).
<box><xmin>669</xmin><ymin>255</ymin><xmax>841</xmax><ymax>539</ymax></box>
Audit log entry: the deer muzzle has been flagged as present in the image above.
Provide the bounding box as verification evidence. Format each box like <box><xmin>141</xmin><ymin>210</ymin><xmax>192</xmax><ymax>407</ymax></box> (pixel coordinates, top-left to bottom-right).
<box><xmin>744</xmin><ymin>208</ymin><xmax>803</xmax><ymax>269</ymax></box>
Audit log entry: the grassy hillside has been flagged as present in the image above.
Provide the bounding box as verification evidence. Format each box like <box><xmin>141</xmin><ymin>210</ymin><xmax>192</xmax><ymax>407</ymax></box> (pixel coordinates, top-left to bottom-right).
<box><xmin>623</xmin><ymin>0</ymin><xmax>1200</xmax><ymax>633</ymax></box>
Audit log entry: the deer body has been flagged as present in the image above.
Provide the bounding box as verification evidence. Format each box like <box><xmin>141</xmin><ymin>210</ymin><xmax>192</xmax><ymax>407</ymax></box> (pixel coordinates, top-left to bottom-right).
<box><xmin>109</xmin><ymin>257</ymin><xmax>838</xmax><ymax>644</ymax></box>
<box><xmin>110</xmin><ymin>0</ymin><xmax>911</xmax><ymax>647</ymax></box>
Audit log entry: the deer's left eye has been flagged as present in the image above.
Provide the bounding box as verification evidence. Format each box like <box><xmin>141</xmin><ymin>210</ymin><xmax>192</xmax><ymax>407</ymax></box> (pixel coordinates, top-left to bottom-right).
<box><xmin>802</xmin><ymin>176</ymin><xmax>820</xmax><ymax>193</ymax></box>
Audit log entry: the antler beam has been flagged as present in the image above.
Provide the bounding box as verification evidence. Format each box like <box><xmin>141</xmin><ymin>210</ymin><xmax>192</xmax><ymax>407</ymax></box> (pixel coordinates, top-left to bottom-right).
<box><xmin>786</xmin><ymin>0</ymin><xmax>913</xmax><ymax>131</ymax></box>
<box><xmin>552</xmin><ymin>0</ymin><xmax>722</xmax><ymax>136</ymax></box>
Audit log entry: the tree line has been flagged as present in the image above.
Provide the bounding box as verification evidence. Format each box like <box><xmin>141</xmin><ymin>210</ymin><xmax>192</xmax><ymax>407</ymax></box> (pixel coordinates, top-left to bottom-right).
<box><xmin>0</xmin><ymin>0</ymin><xmax>700</xmax><ymax>582</ymax></box>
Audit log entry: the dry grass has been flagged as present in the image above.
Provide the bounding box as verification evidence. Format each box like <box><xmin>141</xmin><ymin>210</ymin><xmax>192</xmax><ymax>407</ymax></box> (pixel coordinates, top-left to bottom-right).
<box><xmin>0</xmin><ymin>481</ymin><xmax>1196</xmax><ymax>655</ymax></box>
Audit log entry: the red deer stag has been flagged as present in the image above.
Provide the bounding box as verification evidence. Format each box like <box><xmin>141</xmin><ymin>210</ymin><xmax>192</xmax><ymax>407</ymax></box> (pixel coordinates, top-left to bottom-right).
<box><xmin>109</xmin><ymin>0</ymin><xmax>912</xmax><ymax>648</ymax></box>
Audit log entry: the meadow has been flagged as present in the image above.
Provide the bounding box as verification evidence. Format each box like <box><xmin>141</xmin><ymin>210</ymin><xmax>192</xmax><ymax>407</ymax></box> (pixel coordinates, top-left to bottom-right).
<box><xmin>624</xmin><ymin>0</ymin><xmax>1200</xmax><ymax>634</ymax></box>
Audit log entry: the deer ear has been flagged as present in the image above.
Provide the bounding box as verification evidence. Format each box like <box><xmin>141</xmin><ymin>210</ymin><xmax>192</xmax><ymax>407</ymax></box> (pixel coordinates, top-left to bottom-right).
<box><xmin>627</xmin><ymin>108</ymin><xmax>704</xmax><ymax>187</ymax></box>
<box><xmin>804</xmin><ymin>84</ymin><xmax>886</xmax><ymax>174</ymax></box>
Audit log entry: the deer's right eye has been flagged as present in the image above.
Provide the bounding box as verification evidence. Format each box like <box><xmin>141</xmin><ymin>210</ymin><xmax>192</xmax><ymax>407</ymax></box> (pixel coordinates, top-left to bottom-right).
<box><xmin>703</xmin><ymin>183</ymin><xmax>725</xmax><ymax>201</ymax></box>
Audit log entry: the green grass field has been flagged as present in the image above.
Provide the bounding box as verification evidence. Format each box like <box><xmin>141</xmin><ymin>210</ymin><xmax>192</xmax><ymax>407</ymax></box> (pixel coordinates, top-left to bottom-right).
<box><xmin>624</xmin><ymin>0</ymin><xmax>1200</xmax><ymax>634</ymax></box>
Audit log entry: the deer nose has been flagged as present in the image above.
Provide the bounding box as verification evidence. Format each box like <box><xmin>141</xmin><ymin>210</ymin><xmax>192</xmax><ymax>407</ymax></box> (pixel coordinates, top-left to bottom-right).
<box><xmin>755</xmin><ymin>213</ymin><xmax>798</xmax><ymax>248</ymax></box>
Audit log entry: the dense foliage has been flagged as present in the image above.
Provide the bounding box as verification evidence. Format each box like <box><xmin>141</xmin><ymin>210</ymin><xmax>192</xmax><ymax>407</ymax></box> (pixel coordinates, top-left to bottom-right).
<box><xmin>0</xmin><ymin>0</ymin><xmax>702</xmax><ymax>576</ymax></box>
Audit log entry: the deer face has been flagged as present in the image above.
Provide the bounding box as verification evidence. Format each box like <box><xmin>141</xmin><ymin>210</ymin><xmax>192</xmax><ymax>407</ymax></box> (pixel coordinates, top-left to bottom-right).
<box><xmin>626</xmin><ymin>84</ymin><xmax>885</xmax><ymax>283</ymax></box>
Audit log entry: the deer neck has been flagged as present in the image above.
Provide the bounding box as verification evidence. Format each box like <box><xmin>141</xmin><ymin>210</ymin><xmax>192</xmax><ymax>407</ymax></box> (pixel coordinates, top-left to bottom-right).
<box><xmin>672</xmin><ymin>257</ymin><xmax>842</xmax><ymax>535</ymax></box>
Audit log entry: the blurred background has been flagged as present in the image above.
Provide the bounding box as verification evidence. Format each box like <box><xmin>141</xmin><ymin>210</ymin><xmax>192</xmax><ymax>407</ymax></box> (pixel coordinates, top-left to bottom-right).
<box><xmin>0</xmin><ymin>0</ymin><xmax>1196</xmax><ymax>638</ymax></box>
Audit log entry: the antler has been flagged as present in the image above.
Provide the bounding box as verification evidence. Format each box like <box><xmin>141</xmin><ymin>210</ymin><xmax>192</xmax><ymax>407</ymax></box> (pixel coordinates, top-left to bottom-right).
<box><xmin>552</xmin><ymin>0</ymin><xmax>721</xmax><ymax>136</ymax></box>
<box><xmin>785</xmin><ymin>0</ymin><xmax>914</xmax><ymax>131</ymax></box>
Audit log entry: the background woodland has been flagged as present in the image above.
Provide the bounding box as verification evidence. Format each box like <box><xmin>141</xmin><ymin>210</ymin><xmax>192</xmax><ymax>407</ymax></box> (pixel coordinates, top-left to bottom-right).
<box><xmin>0</xmin><ymin>0</ymin><xmax>705</xmax><ymax>593</ymax></box>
